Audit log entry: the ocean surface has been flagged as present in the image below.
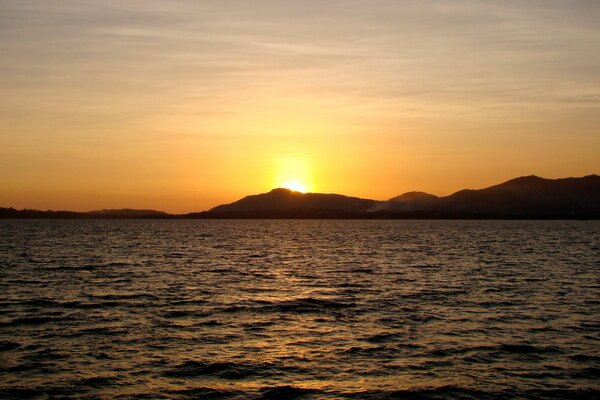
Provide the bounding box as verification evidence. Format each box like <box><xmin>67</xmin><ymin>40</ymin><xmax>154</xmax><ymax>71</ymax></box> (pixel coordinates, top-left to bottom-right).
<box><xmin>1</xmin><ymin>220</ymin><xmax>599</xmax><ymax>400</ymax></box>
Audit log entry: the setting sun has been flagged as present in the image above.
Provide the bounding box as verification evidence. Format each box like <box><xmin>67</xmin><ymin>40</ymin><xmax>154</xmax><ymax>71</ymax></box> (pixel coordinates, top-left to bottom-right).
<box><xmin>281</xmin><ymin>181</ymin><xmax>306</xmax><ymax>193</ymax></box>
<box><xmin>271</xmin><ymin>156</ymin><xmax>313</xmax><ymax>194</ymax></box>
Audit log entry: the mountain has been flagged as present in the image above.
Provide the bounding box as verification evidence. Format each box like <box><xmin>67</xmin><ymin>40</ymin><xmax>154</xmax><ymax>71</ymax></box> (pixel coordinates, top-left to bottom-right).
<box><xmin>388</xmin><ymin>191</ymin><xmax>440</xmax><ymax>211</ymax></box>
<box><xmin>197</xmin><ymin>175</ymin><xmax>600</xmax><ymax>219</ymax></box>
<box><xmin>386</xmin><ymin>175</ymin><xmax>600</xmax><ymax>218</ymax></box>
<box><xmin>198</xmin><ymin>188</ymin><xmax>380</xmax><ymax>218</ymax></box>
<box><xmin>2</xmin><ymin>175</ymin><xmax>599</xmax><ymax>219</ymax></box>
<box><xmin>438</xmin><ymin>175</ymin><xmax>600</xmax><ymax>218</ymax></box>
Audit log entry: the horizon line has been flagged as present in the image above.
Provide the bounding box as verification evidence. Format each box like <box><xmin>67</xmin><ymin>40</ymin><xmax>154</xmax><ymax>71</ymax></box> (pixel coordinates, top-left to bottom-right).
<box><xmin>2</xmin><ymin>173</ymin><xmax>598</xmax><ymax>214</ymax></box>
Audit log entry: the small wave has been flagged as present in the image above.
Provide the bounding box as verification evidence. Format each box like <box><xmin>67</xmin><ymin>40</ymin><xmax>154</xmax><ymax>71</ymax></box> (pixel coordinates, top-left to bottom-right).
<box><xmin>271</xmin><ymin>297</ymin><xmax>354</xmax><ymax>313</ymax></box>
<box><xmin>169</xmin><ymin>299</ymin><xmax>210</xmax><ymax>306</ymax></box>
<box><xmin>164</xmin><ymin>360</ymin><xmax>305</xmax><ymax>380</ymax></box>
<box><xmin>259</xmin><ymin>386</ymin><xmax>316</xmax><ymax>399</ymax></box>
<box><xmin>580</xmin><ymin>321</ymin><xmax>600</xmax><ymax>329</ymax></box>
<box><xmin>499</xmin><ymin>343</ymin><xmax>563</xmax><ymax>354</ymax></box>
<box><xmin>1</xmin><ymin>361</ymin><xmax>54</xmax><ymax>374</ymax></box>
<box><xmin>64</xmin><ymin>300</ymin><xmax>121</xmax><ymax>309</ymax></box>
<box><xmin>343</xmin><ymin>346</ymin><xmax>391</xmax><ymax>356</ymax></box>
<box><xmin>3</xmin><ymin>279</ymin><xmax>43</xmax><ymax>285</ymax></box>
<box><xmin>88</xmin><ymin>293</ymin><xmax>159</xmax><ymax>301</ymax></box>
<box><xmin>0</xmin><ymin>388</ymin><xmax>43</xmax><ymax>400</ymax></box>
<box><xmin>0</xmin><ymin>341</ymin><xmax>21</xmax><ymax>351</ymax></box>
<box><xmin>351</xmin><ymin>268</ymin><xmax>375</xmax><ymax>274</ymax></box>
<box><xmin>194</xmin><ymin>320</ymin><xmax>223</xmax><ymax>327</ymax></box>
<box><xmin>26</xmin><ymin>348</ymin><xmax>69</xmax><ymax>361</ymax></box>
<box><xmin>75</xmin><ymin>327</ymin><xmax>129</xmax><ymax>336</ymax></box>
<box><xmin>336</xmin><ymin>282</ymin><xmax>365</xmax><ymax>288</ymax></box>
<box><xmin>0</xmin><ymin>316</ymin><xmax>62</xmax><ymax>328</ymax></box>
<box><xmin>14</xmin><ymin>299</ymin><xmax>120</xmax><ymax>310</ymax></box>
<box><xmin>70</xmin><ymin>376</ymin><xmax>120</xmax><ymax>389</ymax></box>
<box><xmin>569</xmin><ymin>354</ymin><xmax>600</xmax><ymax>363</ymax></box>
<box><xmin>168</xmin><ymin>387</ymin><xmax>242</xmax><ymax>399</ymax></box>
<box><xmin>19</xmin><ymin>299</ymin><xmax>60</xmax><ymax>307</ymax></box>
<box><xmin>346</xmin><ymin>385</ymin><xmax>495</xmax><ymax>400</ymax></box>
<box><xmin>164</xmin><ymin>361</ymin><xmax>261</xmax><ymax>379</ymax></box>
<box><xmin>475</xmin><ymin>300</ymin><xmax>518</xmax><ymax>307</ymax></box>
<box><xmin>408</xmin><ymin>314</ymin><xmax>438</xmax><ymax>322</ymax></box>
<box><xmin>222</xmin><ymin>297</ymin><xmax>354</xmax><ymax>314</ymax></box>
<box><xmin>572</xmin><ymin>367</ymin><xmax>600</xmax><ymax>379</ymax></box>
<box><xmin>409</xmin><ymin>264</ymin><xmax>440</xmax><ymax>269</ymax></box>
<box><xmin>346</xmin><ymin>386</ymin><xmax>600</xmax><ymax>400</ymax></box>
<box><xmin>161</xmin><ymin>310</ymin><xmax>194</xmax><ymax>318</ymax></box>
<box><xmin>364</xmin><ymin>332</ymin><xmax>400</xmax><ymax>343</ymax></box>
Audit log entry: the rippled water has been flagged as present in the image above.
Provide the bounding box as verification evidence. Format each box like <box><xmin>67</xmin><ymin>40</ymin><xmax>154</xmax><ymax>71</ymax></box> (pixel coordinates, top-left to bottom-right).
<box><xmin>1</xmin><ymin>220</ymin><xmax>599</xmax><ymax>399</ymax></box>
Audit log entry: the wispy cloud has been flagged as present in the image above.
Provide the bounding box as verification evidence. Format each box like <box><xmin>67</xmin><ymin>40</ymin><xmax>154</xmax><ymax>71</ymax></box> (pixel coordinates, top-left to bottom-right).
<box><xmin>1</xmin><ymin>1</ymin><xmax>599</xmax><ymax>210</ymax></box>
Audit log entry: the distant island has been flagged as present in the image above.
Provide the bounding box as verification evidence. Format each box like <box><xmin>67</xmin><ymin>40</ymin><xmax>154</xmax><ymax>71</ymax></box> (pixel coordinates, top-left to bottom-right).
<box><xmin>2</xmin><ymin>175</ymin><xmax>599</xmax><ymax>219</ymax></box>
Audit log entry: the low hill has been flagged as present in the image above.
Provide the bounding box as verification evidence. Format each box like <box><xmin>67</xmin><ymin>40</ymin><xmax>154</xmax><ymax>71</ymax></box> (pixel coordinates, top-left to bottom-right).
<box><xmin>388</xmin><ymin>191</ymin><xmax>440</xmax><ymax>212</ymax></box>
<box><xmin>0</xmin><ymin>207</ymin><xmax>170</xmax><ymax>219</ymax></box>
<box><xmin>87</xmin><ymin>209</ymin><xmax>168</xmax><ymax>218</ymax></box>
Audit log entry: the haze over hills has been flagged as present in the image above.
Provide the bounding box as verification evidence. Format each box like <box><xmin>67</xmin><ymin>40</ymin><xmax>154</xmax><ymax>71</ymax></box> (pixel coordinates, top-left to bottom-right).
<box><xmin>1</xmin><ymin>175</ymin><xmax>599</xmax><ymax>219</ymax></box>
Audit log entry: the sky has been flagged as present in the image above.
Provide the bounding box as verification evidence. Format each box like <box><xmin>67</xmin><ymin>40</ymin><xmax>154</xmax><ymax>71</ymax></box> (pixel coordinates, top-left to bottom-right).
<box><xmin>1</xmin><ymin>0</ymin><xmax>599</xmax><ymax>212</ymax></box>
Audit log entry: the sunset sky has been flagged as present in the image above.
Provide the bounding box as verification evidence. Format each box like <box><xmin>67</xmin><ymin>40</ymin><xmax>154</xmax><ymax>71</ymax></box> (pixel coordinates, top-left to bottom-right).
<box><xmin>1</xmin><ymin>1</ymin><xmax>599</xmax><ymax>212</ymax></box>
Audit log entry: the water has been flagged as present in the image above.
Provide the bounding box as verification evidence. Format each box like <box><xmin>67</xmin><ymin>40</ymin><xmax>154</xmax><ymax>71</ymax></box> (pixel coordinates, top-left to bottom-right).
<box><xmin>1</xmin><ymin>220</ymin><xmax>599</xmax><ymax>399</ymax></box>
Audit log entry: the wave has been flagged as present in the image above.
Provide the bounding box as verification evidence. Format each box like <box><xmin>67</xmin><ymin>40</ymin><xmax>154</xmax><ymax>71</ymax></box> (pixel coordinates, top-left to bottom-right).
<box><xmin>164</xmin><ymin>360</ymin><xmax>306</xmax><ymax>380</ymax></box>
<box><xmin>221</xmin><ymin>297</ymin><xmax>355</xmax><ymax>314</ymax></box>
<box><xmin>167</xmin><ymin>387</ymin><xmax>243</xmax><ymax>399</ymax></box>
<box><xmin>164</xmin><ymin>361</ymin><xmax>262</xmax><ymax>379</ymax></box>
<box><xmin>0</xmin><ymin>316</ymin><xmax>64</xmax><ymax>328</ymax></box>
<box><xmin>344</xmin><ymin>386</ymin><xmax>600</xmax><ymax>400</ymax></box>
<box><xmin>498</xmin><ymin>343</ymin><xmax>563</xmax><ymax>354</ymax></box>
<box><xmin>259</xmin><ymin>386</ymin><xmax>317</xmax><ymax>399</ymax></box>
<box><xmin>0</xmin><ymin>341</ymin><xmax>20</xmax><ymax>351</ymax></box>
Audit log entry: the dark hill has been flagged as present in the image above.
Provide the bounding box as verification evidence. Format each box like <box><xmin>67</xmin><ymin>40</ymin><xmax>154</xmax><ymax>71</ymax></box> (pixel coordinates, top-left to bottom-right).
<box><xmin>198</xmin><ymin>175</ymin><xmax>600</xmax><ymax>219</ymax></box>
<box><xmin>0</xmin><ymin>207</ymin><xmax>170</xmax><ymax>219</ymax></box>
<box><xmin>205</xmin><ymin>188</ymin><xmax>380</xmax><ymax>218</ymax></box>
<box><xmin>388</xmin><ymin>191</ymin><xmax>440</xmax><ymax>211</ymax></box>
<box><xmin>87</xmin><ymin>209</ymin><xmax>168</xmax><ymax>218</ymax></box>
<box><xmin>438</xmin><ymin>175</ymin><xmax>600</xmax><ymax>218</ymax></box>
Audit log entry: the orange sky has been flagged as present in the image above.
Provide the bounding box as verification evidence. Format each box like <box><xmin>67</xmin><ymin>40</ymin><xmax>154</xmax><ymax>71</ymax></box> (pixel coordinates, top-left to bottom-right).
<box><xmin>1</xmin><ymin>1</ymin><xmax>599</xmax><ymax>212</ymax></box>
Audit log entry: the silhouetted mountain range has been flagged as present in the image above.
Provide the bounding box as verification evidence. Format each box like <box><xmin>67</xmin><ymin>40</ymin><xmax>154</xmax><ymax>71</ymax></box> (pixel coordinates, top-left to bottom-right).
<box><xmin>2</xmin><ymin>175</ymin><xmax>599</xmax><ymax>219</ymax></box>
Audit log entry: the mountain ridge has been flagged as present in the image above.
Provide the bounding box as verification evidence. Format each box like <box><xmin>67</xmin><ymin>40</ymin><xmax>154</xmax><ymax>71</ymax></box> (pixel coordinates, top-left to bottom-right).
<box><xmin>2</xmin><ymin>174</ymin><xmax>599</xmax><ymax>219</ymax></box>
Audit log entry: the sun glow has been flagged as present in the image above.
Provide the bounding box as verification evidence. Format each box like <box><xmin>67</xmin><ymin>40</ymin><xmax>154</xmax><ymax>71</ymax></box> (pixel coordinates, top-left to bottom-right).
<box><xmin>281</xmin><ymin>181</ymin><xmax>307</xmax><ymax>193</ymax></box>
<box><xmin>272</xmin><ymin>156</ymin><xmax>313</xmax><ymax>193</ymax></box>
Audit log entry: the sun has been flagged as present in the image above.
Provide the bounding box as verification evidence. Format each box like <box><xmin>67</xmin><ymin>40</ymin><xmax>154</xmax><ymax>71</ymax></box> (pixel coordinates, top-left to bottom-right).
<box><xmin>281</xmin><ymin>181</ymin><xmax>306</xmax><ymax>193</ymax></box>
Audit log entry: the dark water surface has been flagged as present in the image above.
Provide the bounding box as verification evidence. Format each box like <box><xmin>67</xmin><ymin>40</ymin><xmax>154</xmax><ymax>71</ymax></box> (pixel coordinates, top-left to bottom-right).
<box><xmin>1</xmin><ymin>220</ymin><xmax>599</xmax><ymax>399</ymax></box>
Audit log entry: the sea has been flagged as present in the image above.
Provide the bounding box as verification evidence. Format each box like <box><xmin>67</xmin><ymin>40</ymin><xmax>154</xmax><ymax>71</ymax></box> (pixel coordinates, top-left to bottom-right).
<box><xmin>1</xmin><ymin>220</ymin><xmax>599</xmax><ymax>399</ymax></box>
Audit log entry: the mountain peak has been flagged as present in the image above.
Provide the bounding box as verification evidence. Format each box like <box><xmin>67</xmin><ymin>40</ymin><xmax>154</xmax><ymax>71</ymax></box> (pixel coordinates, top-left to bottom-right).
<box><xmin>269</xmin><ymin>188</ymin><xmax>301</xmax><ymax>194</ymax></box>
<box><xmin>209</xmin><ymin>188</ymin><xmax>376</xmax><ymax>214</ymax></box>
<box><xmin>388</xmin><ymin>191</ymin><xmax>439</xmax><ymax>202</ymax></box>
<box><xmin>503</xmin><ymin>175</ymin><xmax>546</xmax><ymax>185</ymax></box>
